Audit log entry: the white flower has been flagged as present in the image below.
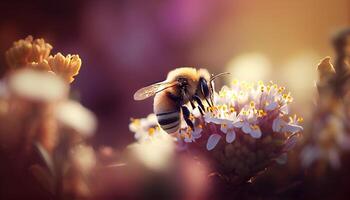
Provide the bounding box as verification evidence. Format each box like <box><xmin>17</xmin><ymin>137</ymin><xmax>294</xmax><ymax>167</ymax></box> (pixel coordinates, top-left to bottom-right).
<box><xmin>281</xmin><ymin>123</ymin><xmax>303</xmax><ymax>134</ymax></box>
<box><xmin>129</xmin><ymin>114</ymin><xmax>165</xmax><ymax>142</ymax></box>
<box><xmin>184</xmin><ymin>126</ymin><xmax>202</xmax><ymax>143</ymax></box>
<box><xmin>204</xmin><ymin>108</ymin><xmax>242</xmax><ymax>146</ymax></box>
<box><xmin>203</xmin><ymin>111</ymin><xmax>221</xmax><ymax>124</ymax></box>
<box><xmin>273</xmin><ymin>115</ymin><xmax>303</xmax><ymax>134</ymax></box>
<box><xmin>181</xmin><ymin>80</ymin><xmax>302</xmax><ymax>151</ymax></box>
<box><xmin>235</xmin><ymin>108</ymin><xmax>262</xmax><ymax>138</ymax></box>
<box><xmin>283</xmin><ymin>115</ymin><xmax>303</xmax><ymax>133</ymax></box>
<box><xmin>128</xmin><ymin>132</ymin><xmax>175</xmax><ymax>171</ymax></box>
<box><xmin>272</xmin><ymin>117</ymin><xmax>285</xmax><ymax>132</ymax></box>
<box><xmin>8</xmin><ymin>69</ymin><xmax>68</xmax><ymax>102</ymax></box>
<box><xmin>56</xmin><ymin>100</ymin><xmax>97</xmax><ymax>136</ymax></box>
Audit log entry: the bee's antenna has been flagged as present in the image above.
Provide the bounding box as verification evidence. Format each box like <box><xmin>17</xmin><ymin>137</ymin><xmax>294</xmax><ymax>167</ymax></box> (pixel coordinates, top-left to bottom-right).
<box><xmin>210</xmin><ymin>72</ymin><xmax>230</xmax><ymax>82</ymax></box>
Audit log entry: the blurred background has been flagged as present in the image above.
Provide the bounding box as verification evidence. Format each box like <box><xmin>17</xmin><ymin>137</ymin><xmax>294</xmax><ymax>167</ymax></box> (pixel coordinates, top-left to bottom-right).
<box><xmin>0</xmin><ymin>0</ymin><xmax>349</xmax><ymax>149</ymax></box>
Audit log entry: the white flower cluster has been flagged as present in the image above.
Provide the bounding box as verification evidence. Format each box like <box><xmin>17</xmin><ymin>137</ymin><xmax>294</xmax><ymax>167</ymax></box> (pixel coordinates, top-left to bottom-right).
<box><xmin>183</xmin><ymin>80</ymin><xmax>303</xmax><ymax>151</ymax></box>
<box><xmin>129</xmin><ymin>114</ymin><xmax>167</xmax><ymax>141</ymax></box>
<box><xmin>128</xmin><ymin>114</ymin><xmax>176</xmax><ymax>171</ymax></box>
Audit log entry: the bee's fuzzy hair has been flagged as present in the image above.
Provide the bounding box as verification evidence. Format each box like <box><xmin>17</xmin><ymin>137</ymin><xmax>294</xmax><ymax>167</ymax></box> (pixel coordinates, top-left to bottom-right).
<box><xmin>166</xmin><ymin>67</ymin><xmax>198</xmax><ymax>82</ymax></box>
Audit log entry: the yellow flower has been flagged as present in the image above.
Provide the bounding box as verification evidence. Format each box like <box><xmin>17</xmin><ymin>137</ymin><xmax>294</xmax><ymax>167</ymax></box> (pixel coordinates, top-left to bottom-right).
<box><xmin>5</xmin><ymin>36</ymin><xmax>52</xmax><ymax>69</ymax></box>
<box><xmin>28</xmin><ymin>61</ymin><xmax>52</xmax><ymax>71</ymax></box>
<box><xmin>47</xmin><ymin>53</ymin><xmax>82</xmax><ymax>83</ymax></box>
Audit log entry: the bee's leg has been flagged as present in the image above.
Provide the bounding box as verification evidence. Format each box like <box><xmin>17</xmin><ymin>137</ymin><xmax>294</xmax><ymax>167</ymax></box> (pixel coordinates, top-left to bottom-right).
<box><xmin>195</xmin><ymin>103</ymin><xmax>204</xmax><ymax>115</ymax></box>
<box><xmin>181</xmin><ymin>105</ymin><xmax>194</xmax><ymax>130</ymax></box>
<box><xmin>189</xmin><ymin>100</ymin><xmax>196</xmax><ymax>110</ymax></box>
<box><xmin>181</xmin><ymin>89</ymin><xmax>195</xmax><ymax>110</ymax></box>
<box><xmin>208</xmin><ymin>93</ymin><xmax>214</xmax><ymax>107</ymax></box>
<box><xmin>193</xmin><ymin>95</ymin><xmax>205</xmax><ymax>114</ymax></box>
<box><xmin>205</xmin><ymin>98</ymin><xmax>213</xmax><ymax>108</ymax></box>
<box><xmin>209</xmin><ymin>81</ymin><xmax>215</xmax><ymax>105</ymax></box>
<box><xmin>192</xmin><ymin>101</ymin><xmax>204</xmax><ymax>116</ymax></box>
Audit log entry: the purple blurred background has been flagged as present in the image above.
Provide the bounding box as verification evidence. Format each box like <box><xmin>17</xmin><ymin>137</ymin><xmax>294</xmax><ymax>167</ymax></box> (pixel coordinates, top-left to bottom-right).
<box><xmin>0</xmin><ymin>0</ymin><xmax>349</xmax><ymax>148</ymax></box>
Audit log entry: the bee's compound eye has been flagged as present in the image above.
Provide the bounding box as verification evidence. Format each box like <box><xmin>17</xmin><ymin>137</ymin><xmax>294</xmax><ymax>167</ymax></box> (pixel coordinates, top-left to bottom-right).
<box><xmin>200</xmin><ymin>78</ymin><xmax>210</xmax><ymax>97</ymax></box>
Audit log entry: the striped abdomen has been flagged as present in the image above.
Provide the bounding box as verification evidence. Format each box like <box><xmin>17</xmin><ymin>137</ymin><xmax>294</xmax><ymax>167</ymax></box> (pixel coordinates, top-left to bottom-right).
<box><xmin>153</xmin><ymin>91</ymin><xmax>181</xmax><ymax>134</ymax></box>
<box><xmin>156</xmin><ymin>110</ymin><xmax>180</xmax><ymax>133</ymax></box>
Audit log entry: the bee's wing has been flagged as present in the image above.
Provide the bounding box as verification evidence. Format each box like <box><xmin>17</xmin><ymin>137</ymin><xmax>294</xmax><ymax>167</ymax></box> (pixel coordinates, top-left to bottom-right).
<box><xmin>133</xmin><ymin>81</ymin><xmax>178</xmax><ymax>101</ymax></box>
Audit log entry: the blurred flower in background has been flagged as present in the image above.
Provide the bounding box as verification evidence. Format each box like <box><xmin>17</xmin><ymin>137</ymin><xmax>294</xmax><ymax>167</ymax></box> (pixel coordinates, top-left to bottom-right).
<box><xmin>127</xmin><ymin>121</ymin><xmax>175</xmax><ymax>171</ymax></box>
<box><xmin>92</xmin><ymin>114</ymin><xmax>210</xmax><ymax>200</ymax></box>
<box><xmin>0</xmin><ymin>36</ymin><xmax>97</xmax><ymax>199</ymax></box>
<box><xmin>226</xmin><ymin>53</ymin><xmax>272</xmax><ymax>82</ymax></box>
<box><xmin>301</xmin><ymin>29</ymin><xmax>350</xmax><ymax>169</ymax></box>
<box><xmin>5</xmin><ymin>35</ymin><xmax>82</xmax><ymax>83</ymax></box>
<box><xmin>5</xmin><ymin>36</ymin><xmax>52</xmax><ymax>70</ymax></box>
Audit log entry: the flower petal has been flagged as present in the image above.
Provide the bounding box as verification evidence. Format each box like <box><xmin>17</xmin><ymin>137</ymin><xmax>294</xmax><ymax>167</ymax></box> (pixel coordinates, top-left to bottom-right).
<box><xmin>184</xmin><ymin>137</ymin><xmax>192</xmax><ymax>143</ymax></box>
<box><xmin>192</xmin><ymin>127</ymin><xmax>202</xmax><ymax>139</ymax></box>
<box><xmin>220</xmin><ymin>124</ymin><xmax>228</xmax><ymax>133</ymax></box>
<box><xmin>266</xmin><ymin>101</ymin><xmax>278</xmax><ymax>111</ymax></box>
<box><xmin>233</xmin><ymin>121</ymin><xmax>244</xmax><ymax>128</ymax></box>
<box><xmin>203</xmin><ymin>113</ymin><xmax>216</xmax><ymax>123</ymax></box>
<box><xmin>250</xmin><ymin>127</ymin><xmax>262</xmax><ymax>138</ymax></box>
<box><xmin>226</xmin><ymin>130</ymin><xmax>236</xmax><ymax>143</ymax></box>
<box><xmin>242</xmin><ymin>123</ymin><xmax>252</xmax><ymax>134</ymax></box>
<box><xmin>204</xmin><ymin>115</ymin><xmax>229</xmax><ymax>124</ymax></box>
<box><xmin>272</xmin><ymin>118</ymin><xmax>284</xmax><ymax>132</ymax></box>
<box><xmin>280</xmin><ymin>104</ymin><xmax>289</xmax><ymax>114</ymax></box>
<box><xmin>206</xmin><ymin>134</ymin><xmax>221</xmax><ymax>151</ymax></box>
<box><xmin>282</xmin><ymin>123</ymin><xmax>303</xmax><ymax>133</ymax></box>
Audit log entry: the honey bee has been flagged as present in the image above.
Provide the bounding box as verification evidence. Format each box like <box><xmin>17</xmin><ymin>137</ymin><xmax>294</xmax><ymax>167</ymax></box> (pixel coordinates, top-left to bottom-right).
<box><xmin>133</xmin><ymin>67</ymin><xmax>228</xmax><ymax>134</ymax></box>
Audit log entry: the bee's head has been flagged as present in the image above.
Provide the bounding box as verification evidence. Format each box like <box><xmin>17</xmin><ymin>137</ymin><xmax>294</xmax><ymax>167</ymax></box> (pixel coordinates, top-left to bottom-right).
<box><xmin>177</xmin><ymin>76</ymin><xmax>198</xmax><ymax>97</ymax></box>
<box><xmin>167</xmin><ymin>68</ymin><xmax>197</xmax><ymax>90</ymax></box>
<box><xmin>197</xmin><ymin>70</ymin><xmax>230</xmax><ymax>100</ymax></box>
<box><xmin>177</xmin><ymin>77</ymin><xmax>189</xmax><ymax>88</ymax></box>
